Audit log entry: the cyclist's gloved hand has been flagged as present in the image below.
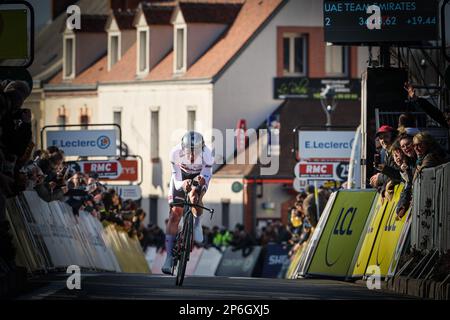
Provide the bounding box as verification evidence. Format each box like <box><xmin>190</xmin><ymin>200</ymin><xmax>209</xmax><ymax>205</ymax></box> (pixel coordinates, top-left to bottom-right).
<box><xmin>182</xmin><ymin>179</ymin><xmax>192</xmax><ymax>193</ymax></box>
<box><xmin>196</xmin><ymin>175</ymin><xmax>206</xmax><ymax>187</ymax></box>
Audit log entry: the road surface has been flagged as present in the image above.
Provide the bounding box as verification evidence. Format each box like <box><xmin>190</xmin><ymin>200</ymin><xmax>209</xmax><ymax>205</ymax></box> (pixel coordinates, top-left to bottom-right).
<box><xmin>18</xmin><ymin>273</ymin><xmax>414</xmax><ymax>300</ymax></box>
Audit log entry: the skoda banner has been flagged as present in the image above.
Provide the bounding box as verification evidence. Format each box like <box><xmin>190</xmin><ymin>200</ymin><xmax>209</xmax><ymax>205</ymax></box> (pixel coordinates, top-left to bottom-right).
<box><xmin>215</xmin><ymin>246</ymin><xmax>262</xmax><ymax>277</ymax></box>
<box><xmin>46</xmin><ymin>130</ymin><xmax>117</xmax><ymax>157</ymax></box>
<box><xmin>260</xmin><ymin>244</ymin><xmax>290</xmax><ymax>278</ymax></box>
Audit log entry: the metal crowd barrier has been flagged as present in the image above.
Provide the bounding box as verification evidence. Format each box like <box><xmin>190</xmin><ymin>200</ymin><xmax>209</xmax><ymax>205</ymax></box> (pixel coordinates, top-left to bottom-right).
<box><xmin>5</xmin><ymin>191</ymin><xmax>150</xmax><ymax>274</ymax></box>
<box><xmin>412</xmin><ymin>162</ymin><xmax>450</xmax><ymax>253</ymax></box>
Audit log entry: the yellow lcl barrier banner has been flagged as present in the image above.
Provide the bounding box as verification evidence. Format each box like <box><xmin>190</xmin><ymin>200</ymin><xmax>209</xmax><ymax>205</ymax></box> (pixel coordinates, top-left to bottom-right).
<box><xmin>285</xmin><ymin>236</ymin><xmax>312</xmax><ymax>279</ymax></box>
<box><xmin>305</xmin><ymin>190</ymin><xmax>377</xmax><ymax>278</ymax></box>
<box><xmin>286</xmin><ymin>248</ymin><xmax>303</xmax><ymax>279</ymax></box>
<box><xmin>104</xmin><ymin>224</ymin><xmax>151</xmax><ymax>274</ymax></box>
<box><xmin>352</xmin><ymin>193</ymin><xmax>387</xmax><ymax>277</ymax></box>
<box><xmin>352</xmin><ymin>184</ymin><xmax>411</xmax><ymax>278</ymax></box>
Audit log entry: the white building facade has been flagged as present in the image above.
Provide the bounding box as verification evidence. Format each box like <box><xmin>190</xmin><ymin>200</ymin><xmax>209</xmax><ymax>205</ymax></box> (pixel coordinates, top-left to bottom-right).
<box><xmin>43</xmin><ymin>0</ymin><xmax>370</xmax><ymax>230</ymax></box>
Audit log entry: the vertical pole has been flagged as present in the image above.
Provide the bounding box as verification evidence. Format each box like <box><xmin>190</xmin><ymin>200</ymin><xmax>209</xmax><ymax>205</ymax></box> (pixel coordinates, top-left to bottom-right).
<box><xmin>314</xmin><ymin>180</ymin><xmax>320</xmax><ymax>223</ymax></box>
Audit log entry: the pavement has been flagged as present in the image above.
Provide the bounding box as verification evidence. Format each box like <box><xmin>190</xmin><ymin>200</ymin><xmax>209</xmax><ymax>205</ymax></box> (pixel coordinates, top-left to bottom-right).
<box><xmin>16</xmin><ymin>273</ymin><xmax>416</xmax><ymax>300</ymax></box>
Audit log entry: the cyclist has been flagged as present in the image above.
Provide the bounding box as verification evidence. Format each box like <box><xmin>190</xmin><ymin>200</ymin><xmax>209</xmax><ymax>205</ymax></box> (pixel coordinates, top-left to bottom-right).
<box><xmin>162</xmin><ymin>131</ymin><xmax>214</xmax><ymax>274</ymax></box>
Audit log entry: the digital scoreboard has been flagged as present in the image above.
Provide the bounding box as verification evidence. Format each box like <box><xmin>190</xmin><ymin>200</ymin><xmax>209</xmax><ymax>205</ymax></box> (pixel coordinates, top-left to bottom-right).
<box><xmin>324</xmin><ymin>1</ymin><xmax>439</xmax><ymax>44</ymax></box>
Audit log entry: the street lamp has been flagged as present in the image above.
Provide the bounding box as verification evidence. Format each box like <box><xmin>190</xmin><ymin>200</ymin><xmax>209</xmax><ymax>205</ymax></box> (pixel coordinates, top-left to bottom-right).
<box><xmin>320</xmin><ymin>85</ymin><xmax>338</xmax><ymax>128</ymax></box>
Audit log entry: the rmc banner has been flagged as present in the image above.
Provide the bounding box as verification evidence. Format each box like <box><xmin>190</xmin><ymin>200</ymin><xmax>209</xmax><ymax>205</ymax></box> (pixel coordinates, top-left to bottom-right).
<box><xmin>298</xmin><ymin>189</ymin><xmax>377</xmax><ymax>279</ymax></box>
<box><xmin>46</xmin><ymin>130</ymin><xmax>117</xmax><ymax>156</ymax></box>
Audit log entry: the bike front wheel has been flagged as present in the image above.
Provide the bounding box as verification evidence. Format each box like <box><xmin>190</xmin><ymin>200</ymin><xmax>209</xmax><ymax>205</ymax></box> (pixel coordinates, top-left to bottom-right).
<box><xmin>175</xmin><ymin>211</ymin><xmax>193</xmax><ymax>286</ymax></box>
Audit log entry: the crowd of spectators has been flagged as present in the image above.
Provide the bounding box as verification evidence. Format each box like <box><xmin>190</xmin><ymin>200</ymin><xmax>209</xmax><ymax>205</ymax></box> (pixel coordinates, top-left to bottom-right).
<box><xmin>369</xmin><ymin>88</ymin><xmax>449</xmax><ymax>219</ymax></box>
<box><xmin>284</xmin><ymin>186</ymin><xmax>331</xmax><ymax>258</ymax></box>
<box><xmin>1</xmin><ymin>80</ymin><xmax>33</xmax><ymax>273</ymax></box>
<box><xmin>0</xmin><ymin>80</ymin><xmax>152</xmax><ymax>262</ymax></box>
<box><xmin>199</xmin><ymin>223</ymin><xmax>256</xmax><ymax>252</ymax></box>
<box><xmin>23</xmin><ymin>147</ymin><xmax>154</xmax><ymax>241</ymax></box>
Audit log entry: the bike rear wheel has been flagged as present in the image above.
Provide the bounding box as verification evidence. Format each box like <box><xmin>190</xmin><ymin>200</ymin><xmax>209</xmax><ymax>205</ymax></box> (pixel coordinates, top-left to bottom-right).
<box><xmin>175</xmin><ymin>210</ymin><xmax>193</xmax><ymax>286</ymax></box>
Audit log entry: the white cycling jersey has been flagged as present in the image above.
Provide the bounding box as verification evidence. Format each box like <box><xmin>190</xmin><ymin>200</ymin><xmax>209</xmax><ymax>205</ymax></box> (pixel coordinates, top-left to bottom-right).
<box><xmin>169</xmin><ymin>143</ymin><xmax>214</xmax><ymax>191</ymax></box>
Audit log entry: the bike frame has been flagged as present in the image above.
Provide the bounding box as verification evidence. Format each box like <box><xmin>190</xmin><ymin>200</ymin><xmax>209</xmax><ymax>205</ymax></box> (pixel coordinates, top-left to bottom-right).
<box><xmin>170</xmin><ymin>181</ymin><xmax>214</xmax><ymax>286</ymax></box>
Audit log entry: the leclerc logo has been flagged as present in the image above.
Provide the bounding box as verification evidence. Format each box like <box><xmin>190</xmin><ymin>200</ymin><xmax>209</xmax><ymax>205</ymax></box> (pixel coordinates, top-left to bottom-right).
<box><xmin>97</xmin><ymin>136</ymin><xmax>111</xmax><ymax>149</ymax></box>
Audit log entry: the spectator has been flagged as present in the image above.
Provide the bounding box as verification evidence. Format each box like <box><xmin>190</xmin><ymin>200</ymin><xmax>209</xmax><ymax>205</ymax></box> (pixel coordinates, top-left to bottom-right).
<box><xmin>405</xmin><ymin>83</ymin><xmax>449</xmax><ymax>129</ymax></box>
<box><xmin>288</xmin><ymin>207</ymin><xmax>302</xmax><ymax>236</ymax></box>
<box><xmin>259</xmin><ymin>221</ymin><xmax>278</xmax><ymax>246</ymax></box>
<box><xmin>444</xmin><ymin>107</ymin><xmax>450</xmax><ymax>128</ymax></box>
<box><xmin>370</xmin><ymin>125</ymin><xmax>397</xmax><ymax>190</ymax></box>
<box><xmin>213</xmin><ymin>227</ymin><xmax>233</xmax><ymax>250</ymax></box>
<box><xmin>0</xmin><ymin>80</ymin><xmax>32</xmax><ymax>281</ymax></box>
<box><xmin>132</xmin><ymin>208</ymin><xmax>147</xmax><ymax>240</ymax></box>
<box><xmin>230</xmin><ymin>223</ymin><xmax>256</xmax><ymax>255</ymax></box>
<box><xmin>296</xmin><ymin>192</ymin><xmax>307</xmax><ymax>202</ymax></box>
<box><xmin>398</xmin><ymin>113</ymin><xmax>416</xmax><ymax>133</ymax></box>
<box><xmin>318</xmin><ymin>185</ymin><xmax>330</xmax><ymax>210</ymax></box>
<box><xmin>412</xmin><ymin>132</ymin><xmax>447</xmax><ymax>181</ymax></box>
<box><xmin>303</xmin><ymin>185</ymin><xmax>318</xmax><ymax>228</ymax></box>
<box><xmin>274</xmin><ymin>220</ymin><xmax>291</xmax><ymax>243</ymax></box>
<box><xmin>377</xmin><ymin>140</ymin><xmax>403</xmax><ymax>200</ymax></box>
<box><xmin>396</xmin><ymin>133</ymin><xmax>418</xmax><ymax>218</ymax></box>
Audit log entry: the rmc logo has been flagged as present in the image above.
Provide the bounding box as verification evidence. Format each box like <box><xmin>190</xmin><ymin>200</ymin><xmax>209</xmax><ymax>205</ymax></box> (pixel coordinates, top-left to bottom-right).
<box><xmin>97</xmin><ymin>136</ymin><xmax>111</xmax><ymax>149</ymax></box>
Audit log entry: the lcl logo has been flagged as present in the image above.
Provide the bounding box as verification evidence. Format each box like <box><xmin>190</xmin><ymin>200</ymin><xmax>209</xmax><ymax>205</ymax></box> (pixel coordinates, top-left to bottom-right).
<box><xmin>333</xmin><ymin>207</ymin><xmax>357</xmax><ymax>235</ymax></box>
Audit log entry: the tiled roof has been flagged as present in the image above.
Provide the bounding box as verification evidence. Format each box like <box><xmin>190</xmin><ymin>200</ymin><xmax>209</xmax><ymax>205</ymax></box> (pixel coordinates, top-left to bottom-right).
<box><xmin>49</xmin><ymin>0</ymin><xmax>286</xmax><ymax>85</ymax></box>
<box><xmin>100</xmin><ymin>44</ymin><xmax>138</xmax><ymax>82</ymax></box>
<box><xmin>143</xmin><ymin>5</ymin><xmax>175</xmax><ymax>25</ymax></box>
<box><xmin>178</xmin><ymin>2</ymin><xmax>243</xmax><ymax>24</ymax></box>
<box><xmin>49</xmin><ymin>55</ymin><xmax>108</xmax><ymax>86</ymax></box>
<box><xmin>73</xmin><ymin>15</ymin><xmax>109</xmax><ymax>33</ymax></box>
<box><xmin>30</xmin><ymin>0</ymin><xmax>109</xmax><ymax>81</ymax></box>
<box><xmin>181</xmin><ymin>0</ymin><xmax>284</xmax><ymax>80</ymax></box>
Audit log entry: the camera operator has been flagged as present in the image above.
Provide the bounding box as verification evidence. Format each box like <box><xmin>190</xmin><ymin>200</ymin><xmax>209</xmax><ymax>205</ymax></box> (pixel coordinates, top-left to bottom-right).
<box><xmin>33</xmin><ymin>150</ymin><xmax>67</xmax><ymax>202</ymax></box>
<box><xmin>0</xmin><ymin>80</ymin><xmax>32</xmax><ymax>198</ymax></box>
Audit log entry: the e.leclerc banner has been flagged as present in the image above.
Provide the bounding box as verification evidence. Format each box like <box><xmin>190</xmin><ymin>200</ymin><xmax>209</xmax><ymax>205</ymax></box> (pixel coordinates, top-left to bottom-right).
<box><xmin>305</xmin><ymin>189</ymin><xmax>376</xmax><ymax>278</ymax></box>
<box><xmin>46</xmin><ymin>130</ymin><xmax>117</xmax><ymax>157</ymax></box>
<box><xmin>298</xmin><ymin>130</ymin><xmax>355</xmax><ymax>161</ymax></box>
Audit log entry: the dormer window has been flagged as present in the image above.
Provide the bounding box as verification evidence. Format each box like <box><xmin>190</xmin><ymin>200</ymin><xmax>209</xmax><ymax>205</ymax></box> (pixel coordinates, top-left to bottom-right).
<box><xmin>62</xmin><ymin>14</ymin><xmax>108</xmax><ymax>80</ymax></box>
<box><xmin>170</xmin><ymin>2</ymin><xmax>241</xmax><ymax>74</ymax></box>
<box><xmin>138</xmin><ymin>28</ymin><xmax>149</xmax><ymax>74</ymax></box>
<box><xmin>63</xmin><ymin>36</ymin><xmax>75</xmax><ymax>79</ymax></box>
<box><xmin>109</xmin><ymin>33</ymin><xmax>120</xmax><ymax>70</ymax></box>
<box><xmin>175</xmin><ymin>27</ymin><xmax>186</xmax><ymax>73</ymax></box>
